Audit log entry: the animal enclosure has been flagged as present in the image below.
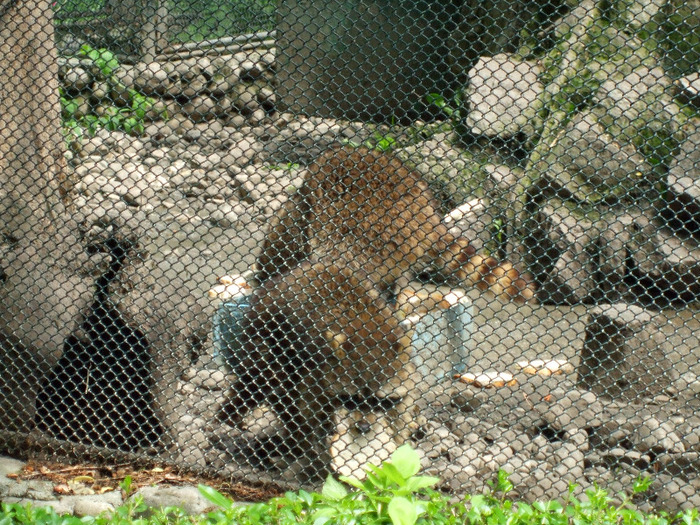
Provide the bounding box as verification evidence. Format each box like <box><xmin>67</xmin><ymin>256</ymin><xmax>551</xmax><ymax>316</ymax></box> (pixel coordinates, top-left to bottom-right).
<box><xmin>3</xmin><ymin>0</ymin><xmax>700</xmax><ymax>512</ymax></box>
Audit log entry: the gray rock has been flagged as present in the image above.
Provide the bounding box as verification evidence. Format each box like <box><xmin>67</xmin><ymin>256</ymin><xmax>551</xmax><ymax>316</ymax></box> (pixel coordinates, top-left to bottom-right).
<box><xmin>664</xmin><ymin>131</ymin><xmax>700</xmax><ymax>235</ymax></box>
<box><xmin>578</xmin><ymin>304</ymin><xmax>679</xmax><ymax>402</ymax></box>
<box><xmin>526</xmin><ymin>201</ymin><xmax>700</xmax><ymax>305</ymax></box>
<box><xmin>257</xmin><ymin>87</ymin><xmax>276</xmax><ymax>112</ymax></box>
<box><xmin>0</xmin><ymin>457</ymin><xmax>25</xmax><ymax>477</ymax></box>
<box><xmin>231</xmin><ymin>85</ymin><xmax>261</xmax><ymax>117</ymax></box>
<box><xmin>133</xmin><ymin>62</ymin><xmax>172</xmax><ymax>96</ymax></box>
<box><xmin>72</xmin><ymin>497</ymin><xmax>117</xmax><ymax>518</ymax></box>
<box><xmin>60</xmin><ymin>65</ymin><xmax>93</xmax><ymax>94</ymax></box>
<box><xmin>534</xmin><ymin>387</ymin><xmax>604</xmax><ymax>431</ymax></box>
<box><xmin>239</xmin><ymin>60</ymin><xmax>264</xmax><ymax>82</ymax></box>
<box><xmin>654</xmin><ymin>476</ymin><xmax>700</xmax><ymax>513</ymax></box>
<box><xmin>613</xmin><ymin>0</ymin><xmax>665</xmax><ymax>30</ymax></box>
<box><xmin>463</xmin><ymin>54</ymin><xmax>543</xmax><ymax>139</ymax></box>
<box><xmin>543</xmin><ymin>110</ymin><xmax>654</xmax><ymax>203</ymax></box>
<box><xmin>182</xmin><ymin>96</ymin><xmax>218</xmax><ymax>123</ymax></box>
<box><xmin>674</xmin><ymin>72</ymin><xmax>700</xmax><ymax>109</ymax></box>
<box><xmin>636</xmin><ymin>417</ymin><xmax>685</xmax><ymax>454</ymax></box>
<box><xmin>130</xmin><ymin>485</ymin><xmax>213</xmax><ymax>516</ymax></box>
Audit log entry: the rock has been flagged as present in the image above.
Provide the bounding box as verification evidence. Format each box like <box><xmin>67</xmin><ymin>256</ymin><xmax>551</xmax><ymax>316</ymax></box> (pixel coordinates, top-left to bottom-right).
<box><xmin>330</xmin><ymin>409</ymin><xmax>398</xmax><ymax>479</ymax></box>
<box><xmin>636</xmin><ymin>417</ymin><xmax>685</xmax><ymax>454</ymax></box>
<box><xmin>132</xmin><ymin>485</ymin><xmax>213</xmax><ymax>516</ymax></box>
<box><xmin>257</xmin><ymin>87</ymin><xmax>276</xmax><ymax>112</ymax></box>
<box><xmin>533</xmin><ymin>387</ymin><xmax>604</xmax><ymax>431</ymax></box>
<box><xmin>239</xmin><ymin>60</ymin><xmax>264</xmax><ymax>82</ymax></box>
<box><xmin>525</xmin><ymin>202</ymin><xmax>700</xmax><ymax>306</ymax></box>
<box><xmin>180</xmin><ymin>75</ymin><xmax>208</xmax><ymax>100</ymax></box>
<box><xmin>225</xmin><ymin>137</ymin><xmax>263</xmax><ymax>167</ymax></box>
<box><xmin>674</xmin><ymin>72</ymin><xmax>700</xmax><ymax>109</ymax></box>
<box><xmin>72</xmin><ymin>493</ymin><xmax>123</xmax><ymax>517</ymax></box>
<box><xmin>578</xmin><ymin>304</ymin><xmax>679</xmax><ymax>402</ymax></box>
<box><xmin>654</xmin><ymin>476</ymin><xmax>700</xmax><ymax>513</ymax></box>
<box><xmin>59</xmin><ymin>65</ymin><xmax>93</xmax><ymax>94</ymax></box>
<box><xmin>664</xmin><ymin>131</ymin><xmax>700</xmax><ymax>235</ymax></box>
<box><xmin>0</xmin><ymin>457</ymin><xmax>24</xmax><ymax>477</ymax></box>
<box><xmin>541</xmin><ymin>110</ymin><xmax>654</xmax><ymax>204</ymax></box>
<box><xmin>231</xmin><ymin>85</ymin><xmax>261</xmax><ymax>116</ymax></box>
<box><xmin>189</xmin><ymin>368</ymin><xmax>226</xmax><ymax>390</ymax></box>
<box><xmin>207</xmin><ymin>56</ymin><xmax>242</xmax><ymax>96</ymax></box>
<box><xmin>613</xmin><ymin>0</ymin><xmax>665</xmax><ymax>30</ymax></box>
<box><xmin>133</xmin><ymin>62</ymin><xmax>172</xmax><ymax>96</ymax></box>
<box><xmin>182</xmin><ymin>96</ymin><xmax>218</xmax><ymax>123</ymax></box>
<box><xmin>656</xmin><ymin>452</ymin><xmax>700</xmax><ymax>479</ymax></box>
<box><xmin>462</xmin><ymin>54</ymin><xmax>543</xmax><ymax>140</ymax></box>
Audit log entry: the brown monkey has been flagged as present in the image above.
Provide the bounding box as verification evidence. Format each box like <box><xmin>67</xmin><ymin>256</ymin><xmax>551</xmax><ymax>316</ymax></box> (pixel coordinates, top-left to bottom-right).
<box><xmin>222</xmin><ymin>146</ymin><xmax>533</xmax><ymax>477</ymax></box>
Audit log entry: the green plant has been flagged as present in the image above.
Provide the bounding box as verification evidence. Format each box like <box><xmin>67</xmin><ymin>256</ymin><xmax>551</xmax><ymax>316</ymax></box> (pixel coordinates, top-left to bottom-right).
<box><xmin>60</xmin><ymin>45</ymin><xmax>166</xmax><ymax>142</ymax></box>
<box><xmin>198</xmin><ymin>445</ymin><xmax>700</xmax><ymax>525</ymax></box>
<box><xmin>199</xmin><ymin>444</ymin><xmax>445</xmax><ymax>525</ymax></box>
<box><xmin>3</xmin><ymin>445</ymin><xmax>700</xmax><ymax>524</ymax></box>
<box><xmin>343</xmin><ymin>132</ymin><xmax>399</xmax><ymax>152</ymax></box>
<box><xmin>425</xmin><ymin>92</ymin><xmax>462</xmax><ymax>121</ymax></box>
<box><xmin>425</xmin><ymin>92</ymin><xmax>472</xmax><ymax>142</ymax></box>
<box><xmin>78</xmin><ymin>45</ymin><xmax>120</xmax><ymax>78</ymax></box>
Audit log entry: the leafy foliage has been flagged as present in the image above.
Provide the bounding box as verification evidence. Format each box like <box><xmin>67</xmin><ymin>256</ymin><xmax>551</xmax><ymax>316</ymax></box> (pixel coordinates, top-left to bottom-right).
<box><xmin>2</xmin><ymin>445</ymin><xmax>700</xmax><ymax>524</ymax></box>
<box><xmin>61</xmin><ymin>45</ymin><xmax>166</xmax><ymax>143</ymax></box>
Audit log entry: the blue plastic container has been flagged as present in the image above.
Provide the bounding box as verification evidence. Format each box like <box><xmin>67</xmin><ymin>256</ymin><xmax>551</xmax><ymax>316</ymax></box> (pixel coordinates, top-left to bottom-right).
<box><xmin>212</xmin><ymin>295</ymin><xmax>251</xmax><ymax>370</ymax></box>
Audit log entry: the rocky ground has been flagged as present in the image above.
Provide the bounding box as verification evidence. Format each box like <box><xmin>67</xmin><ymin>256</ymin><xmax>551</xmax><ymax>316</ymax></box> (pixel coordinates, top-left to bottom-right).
<box><xmin>0</xmin><ymin>454</ymin><xmax>277</xmax><ymax>517</ymax></box>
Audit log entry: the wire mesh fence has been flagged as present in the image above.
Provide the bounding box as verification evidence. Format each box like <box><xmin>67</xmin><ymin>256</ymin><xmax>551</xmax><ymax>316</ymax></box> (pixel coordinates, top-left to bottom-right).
<box><xmin>53</xmin><ymin>0</ymin><xmax>277</xmax><ymax>59</ymax></box>
<box><xmin>3</xmin><ymin>0</ymin><xmax>700</xmax><ymax>513</ymax></box>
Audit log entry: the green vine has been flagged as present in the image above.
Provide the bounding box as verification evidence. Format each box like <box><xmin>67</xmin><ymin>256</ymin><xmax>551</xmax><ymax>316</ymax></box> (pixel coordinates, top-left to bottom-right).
<box><xmin>61</xmin><ymin>45</ymin><xmax>167</xmax><ymax>144</ymax></box>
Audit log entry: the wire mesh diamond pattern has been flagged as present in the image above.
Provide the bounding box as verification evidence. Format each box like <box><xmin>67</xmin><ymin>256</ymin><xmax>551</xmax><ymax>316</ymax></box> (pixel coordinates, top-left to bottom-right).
<box><xmin>1</xmin><ymin>0</ymin><xmax>700</xmax><ymax>512</ymax></box>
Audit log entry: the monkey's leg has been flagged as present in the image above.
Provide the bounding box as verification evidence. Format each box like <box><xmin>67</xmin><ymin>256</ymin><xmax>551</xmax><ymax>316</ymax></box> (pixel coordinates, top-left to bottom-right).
<box><xmin>272</xmin><ymin>377</ymin><xmax>337</xmax><ymax>480</ymax></box>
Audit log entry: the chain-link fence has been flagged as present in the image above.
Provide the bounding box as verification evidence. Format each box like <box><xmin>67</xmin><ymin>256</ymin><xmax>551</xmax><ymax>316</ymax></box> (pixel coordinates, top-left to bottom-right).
<box><xmin>3</xmin><ymin>0</ymin><xmax>700</xmax><ymax>513</ymax></box>
<box><xmin>53</xmin><ymin>0</ymin><xmax>276</xmax><ymax>60</ymax></box>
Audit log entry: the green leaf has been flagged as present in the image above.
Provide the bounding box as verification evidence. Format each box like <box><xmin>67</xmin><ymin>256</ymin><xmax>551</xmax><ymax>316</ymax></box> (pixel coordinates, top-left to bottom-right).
<box><xmin>495</xmin><ymin>470</ymin><xmax>514</xmax><ymax>494</ymax></box>
<box><xmin>338</xmin><ymin>475</ymin><xmax>365</xmax><ymax>491</ymax></box>
<box><xmin>391</xmin><ymin>444</ymin><xmax>421</xmax><ymax>479</ymax></box>
<box><xmin>633</xmin><ymin>476</ymin><xmax>652</xmax><ymax>494</ymax></box>
<box><xmin>322</xmin><ymin>475</ymin><xmax>348</xmax><ymax>501</ymax></box>
<box><xmin>388</xmin><ymin>496</ymin><xmax>418</xmax><ymax>525</ymax></box>
<box><xmin>533</xmin><ymin>500</ymin><xmax>564</xmax><ymax>513</ymax></box>
<box><xmin>297</xmin><ymin>489</ymin><xmax>315</xmax><ymax>506</ymax></box>
<box><xmin>404</xmin><ymin>475</ymin><xmax>440</xmax><ymax>492</ymax></box>
<box><xmin>365</xmin><ymin>468</ymin><xmax>387</xmax><ymax>491</ymax></box>
<box><xmin>426</xmin><ymin>93</ymin><xmax>447</xmax><ymax>108</ymax></box>
<box><xmin>379</xmin><ymin>463</ymin><xmax>407</xmax><ymax>487</ymax></box>
<box><xmin>197</xmin><ymin>484</ymin><xmax>233</xmax><ymax>510</ymax></box>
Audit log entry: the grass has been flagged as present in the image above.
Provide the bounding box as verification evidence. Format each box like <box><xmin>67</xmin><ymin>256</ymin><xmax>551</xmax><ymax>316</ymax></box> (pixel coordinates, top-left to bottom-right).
<box><xmin>2</xmin><ymin>445</ymin><xmax>699</xmax><ymax>525</ymax></box>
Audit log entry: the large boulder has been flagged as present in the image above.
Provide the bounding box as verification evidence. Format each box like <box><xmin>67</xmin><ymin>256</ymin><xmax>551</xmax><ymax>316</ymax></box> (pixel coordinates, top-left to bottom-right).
<box><xmin>525</xmin><ymin>202</ymin><xmax>700</xmax><ymax>306</ymax></box>
<box><xmin>538</xmin><ymin>110</ymin><xmax>655</xmax><ymax>203</ymax></box>
<box><xmin>663</xmin><ymin>131</ymin><xmax>700</xmax><ymax>235</ymax></box>
<box><xmin>461</xmin><ymin>54</ymin><xmax>543</xmax><ymax>140</ymax></box>
<box><xmin>578</xmin><ymin>304</ymin><xmax>678</xmax><ymax>402</ymax></box>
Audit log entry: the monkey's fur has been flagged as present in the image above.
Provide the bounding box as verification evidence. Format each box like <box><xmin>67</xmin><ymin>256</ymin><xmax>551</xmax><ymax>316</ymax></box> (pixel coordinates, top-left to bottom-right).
<box><xmin>221</xmin><ymin>146</ymin><xmax>534</xmax><ymax>476</ymax></box>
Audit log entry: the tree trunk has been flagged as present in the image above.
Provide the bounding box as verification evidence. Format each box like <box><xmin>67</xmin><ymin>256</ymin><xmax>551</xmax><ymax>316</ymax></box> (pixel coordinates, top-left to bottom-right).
<box><xmin>0</xmin><ymin>0</ymin><xmax>67</xmax><ymax>238</ymax></box>
<box><xmin>0</xmin><ymin>0</ymin><xmax>94</xmax><ymax>435</ymax></box>
<box><xmin>0</xmin><ymin>0</ymin><xmax>200</xmax><ymax>458</ymax></box>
